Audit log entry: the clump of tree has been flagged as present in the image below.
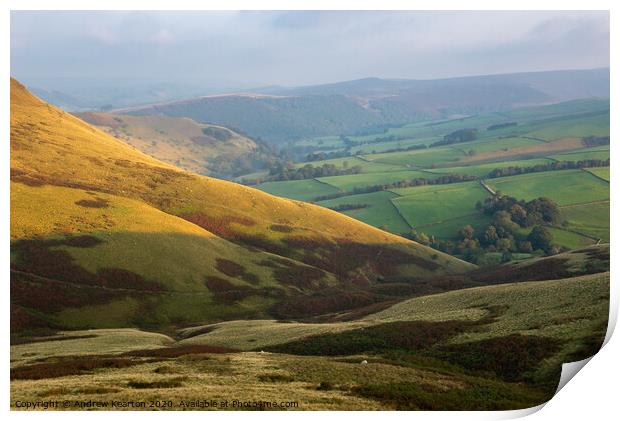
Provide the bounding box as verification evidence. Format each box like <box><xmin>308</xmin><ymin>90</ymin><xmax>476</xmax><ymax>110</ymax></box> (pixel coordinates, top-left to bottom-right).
<box><xmin>379</xmin><ymin>144</ymin><xmax>427</xmax><ymax>154</ymax></box>
<box><xmin>266</xmin><ymin>162</ymin><xmax>363</xmax><ymax>181</ymax></box>
<box><xmin>431</xmin><ymin>128</ymin><xmax>479</xmax><ymax>147</ymax></box>
<box><xmin>487</xmin><ymin>122</ymin><xmax>517</xmax><ymax>131</ymax></box>
<box><xmin>487</xmin><ymin>159</ymin><xmax>609</xmax><ymax>178</ymax></box>
<box><xmin>305</xmin><ymin>150</ymin><xmax>352</xmax><ymax>162</ymax></box>
<box><xmin>477</xmin><ymin>194</ymin><xmax>562</xmax><ymax>227</ymax></box>
<box><xmin>327</xmin><ymin>203</ymin><xmax>369</xmax><ymax>211</ymax></box>
<box><xmin>408</xmin><ymin>193</ymin><xmax>563</xmax><ymax>264</ymax></box>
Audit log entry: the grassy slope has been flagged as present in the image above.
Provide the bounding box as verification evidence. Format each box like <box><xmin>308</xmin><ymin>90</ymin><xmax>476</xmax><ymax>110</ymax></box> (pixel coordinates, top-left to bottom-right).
<box><xmin>178</xmin><ymin>272</ymin><xmax>608</xmax><ymax>356</ymax></box>
<box><xmin>11</xmin><ymin>271</ymin><xmax>608</xmax><ymax>410</ymax></box>
<box><xmin>10</xmin><ymin>78</ymin><xmax>473</xmax><ymax>332</ymax></box>
<box><xmin>76</xmin><ymin>112</ymin><xmax>258</xmax><ymax>176</ymax></box>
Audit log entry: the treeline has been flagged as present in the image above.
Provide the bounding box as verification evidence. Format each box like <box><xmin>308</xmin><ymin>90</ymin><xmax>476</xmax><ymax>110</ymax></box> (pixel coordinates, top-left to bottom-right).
<box><xmin>487</xmin><ymin>122</ymin><xmax>517</xmax><ymax>131</ymax></box>
<box><xmin>314</xmin><ymin>173</ymin><xmax>477</xmax><ymax>201</ymax></box>
<box><xmin>305</xmin><ymin>150</ymin><xmax>352</xmax><ymax>162</ymax></box>
<box><xmin>266</xmin><ymin>162</ymin><xmax>363</xmax><ymax>182</ymax></box>
<box><xmin>327</xmin><ymin>203</ymin><xmax>369</xmax><ymax>211</ymax></box>
<box><xmin>430</xmin><ymin>128</ymin><xmax>479</xmax><ymax>147</ymax></box>
<box><xmin>409</xmin><ymin>194</ymin><xmax>563</xmax><ymax>264</ymax></box>
<box><xmin>487</xmin><ymin>159</ymin><xmax>609</xmax><ymax>178</ymax></box>
<box><xmin>378</xmin><ymin>144</ymin><xmax>427</xmax><ymax>154</ymax></box>
<box><xmin>583</xmin><ymin>136</ymin><xmax>610</xmax><ymax>147</ymax></box>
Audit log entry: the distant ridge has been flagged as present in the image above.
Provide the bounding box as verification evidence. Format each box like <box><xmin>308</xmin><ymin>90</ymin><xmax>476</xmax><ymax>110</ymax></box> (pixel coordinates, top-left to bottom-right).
<box><xmin>115</xmin><ymin>68</ymin><xmax>609</xmax><ymax>143</ymax></box>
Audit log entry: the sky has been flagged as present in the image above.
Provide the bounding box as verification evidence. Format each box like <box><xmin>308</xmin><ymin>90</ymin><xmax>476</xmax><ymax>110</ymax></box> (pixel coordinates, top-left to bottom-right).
<box><xmin>10</xmin><ymin>10</ymin><xmax>610</xmax><ymax>90</ymax></box>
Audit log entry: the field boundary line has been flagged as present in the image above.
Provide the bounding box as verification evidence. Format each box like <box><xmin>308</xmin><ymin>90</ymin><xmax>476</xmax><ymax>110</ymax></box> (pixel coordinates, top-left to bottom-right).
<box><xmin>581</xmin><ymin>168</ymin><xmax>610</xmax><ymax>184</ymax></box>
<box><xmin>387</xmin><ymin>198</ymin><xmax>414</xmax><ymax>231</ymax></box>
<box><xmin>522</xmin><ymin>135</ymin><xmax>550</xmax><ymax>143</ymax></box>
<box><xmin>548</xmin><ymin>225</ymin><xmax>601</xmax><ymax>243</ymax></box>
<box><xmin>312</xmin><ymin>177</ymin><xmax>343</xmax><ymax>192</ymax></box>
<box><xmin>479</xmin><ymin>179</ymin><xmax>496</xmax><ymax>195</ymax></box>
<box><xmin>355</xmin><ymin>155</ymin><xmax>373</xmax><ymax>163</ymax></box>
<box><xmin>558</xmin><ymin>200</ymin><xmax>610</xmax><ymax>209</ymax></box>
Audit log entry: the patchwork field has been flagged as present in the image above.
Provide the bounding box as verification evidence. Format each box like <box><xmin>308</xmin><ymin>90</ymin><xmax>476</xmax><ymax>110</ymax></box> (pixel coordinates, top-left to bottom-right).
<box><xmin>250</xmin><ymin>98</ymin><xmax>609</xmax><ymax>254</ymax></box>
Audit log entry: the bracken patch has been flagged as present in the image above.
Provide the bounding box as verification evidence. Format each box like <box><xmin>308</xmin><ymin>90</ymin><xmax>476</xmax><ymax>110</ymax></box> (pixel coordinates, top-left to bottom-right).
<box><xmin>429</xmin><ymin>334</ymin><xmax>562</xmax><ymax>382</ymax></box>
<box><xmin>10</xmin><ymin>356</ymin><xmax>146</xmax><ymax>380</ymax></box>
<box><xmin>124</xmin><ymin>345</ymin><xmax>239</xmax><ymax>358</ymax></box>
<box><xmin>74</xmin><ymin>197</ymin><xmax>109</xmax><ymax>208</ymax></box>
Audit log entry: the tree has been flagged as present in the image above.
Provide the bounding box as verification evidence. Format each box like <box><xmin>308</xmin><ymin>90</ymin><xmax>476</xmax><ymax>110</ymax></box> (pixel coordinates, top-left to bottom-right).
<box><xmin>482</xmin><ymin>225</ymin><xmax>499</xmax><ymax>246</ymax></box>
<box><xmin>458</xmin><ymin>225</ymin><xmax>475</xmax><ymax>240</ymax></box>
<box><xmin>493</xmin><ymin>211</ymin><xmax>519</xmax><ymax>233</ymax></box>
<box><xmin>496</xmin><ymin>237</ymin><xmax>515</xmax><ymax>252</ymax></box>
<box><xmin>509</xmin><ymin>204</ymin><xmax>528</xmax><ymax>227</ymax></box>
<box><xmin>527</xmin><ymin>226</ymin><xmax>554</xmax><ymax>253</ymax></box>
<box><xmin>518</xmin><ymin>241</ymin><xmax>534</xmax><ymax>253</ymax></box>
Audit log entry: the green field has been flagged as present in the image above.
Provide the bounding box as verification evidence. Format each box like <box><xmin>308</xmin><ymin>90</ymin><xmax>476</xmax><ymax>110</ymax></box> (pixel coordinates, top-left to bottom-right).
<box><xmin>585</xmin><ymin>167</ymin><xmax>610</xmax><ymax>182</ymax></box>
<box><xmin>549</xmin><ymin>148</ymin><xmax>610</xmax><ymax>162</ymax></box>
<box><xmin>320</xmin><ymin>170</ymin><xmax>440</xmax><ymax>191</ymax></box>
<box><xmin>257</xmin><ymin>179</ymin><xmax>341</xmax><ymax>201</ymax></box>
<box><xmin>452</xmin><ymin>137</ymin><xmax>544</xmax><ymax>154</ymax></box>
<box><xmin>391</xmin><ymin>182</ymin><xmax>491</xmax><ymax>228</ymax></box>
<box><xmin>367</xmin><ymin>147</ymin><xmax>465</xmax><ymax>167</ymax></box>
<box><xmin>526</xmin><ymin>110</ymin><xmax>610</xmax><ymax>140</ymax></box>
<box><xmin>428</xmin><ymin>158</ymin><xmax>554</xmax><ymax>178</ymax></box>
<box><xmin>546</xmin><ymin>227</ymin><xmax>597</xmax><ymax>249</ymax></box>
<box><xmin>298</xmin><ymin>156</ymin><xmax>408</xmax><ymax>173</ymax></box>
<box><xmin>560</xmin><ymin>202</ymin><xmax>610</xmax><ymax>242</ymax></box>
<box><xmin>413</xmin><ymin>213</ymin><xmax>494</xmax><ymax>239</ymax></box>
<box><xmin>317</xmin><ymin>191</ymin><xmax>411</xmax><ymax>234</ymax></box>
<box><xmin>485</xmin><ymin>170</ymin><xmax>609</xmax><ymax>206</ymax></box>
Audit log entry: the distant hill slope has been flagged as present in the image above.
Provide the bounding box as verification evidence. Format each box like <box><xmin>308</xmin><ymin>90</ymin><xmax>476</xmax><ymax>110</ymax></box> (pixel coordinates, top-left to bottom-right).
<box><xmin>75</xmin><ymin>112</ymin><xmax>276</xmax><ymax>177</ymax></box>
<box><xmin>10</xmin><ymin>78</ymin><xmax>473</xmax><ymax>334</ymax></box>
<box><xmin>117</xmin><ymin>68</ymin><xmax>609</xmax><ymax>143</ymax></box>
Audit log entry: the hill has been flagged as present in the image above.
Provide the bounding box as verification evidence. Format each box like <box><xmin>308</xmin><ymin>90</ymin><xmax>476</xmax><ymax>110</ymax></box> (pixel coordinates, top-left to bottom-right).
<box><xmin>75</xmin><ymin>112</ymin><xmax>276</xmax><ymax>178</ymax></box>
<box><xmin>10</xmin><ymin>78</ymin><xmax>473</xmax><ymax>335</ymax></box>
<box><xmin>11</xmin><ymin>270</ymin><xmax>609</xmax><ymax>410</ymax></box>
<box><xmin>116</xmin><ymin>68</ymin><xmax>609</xmax><ymax>143</ymax></box>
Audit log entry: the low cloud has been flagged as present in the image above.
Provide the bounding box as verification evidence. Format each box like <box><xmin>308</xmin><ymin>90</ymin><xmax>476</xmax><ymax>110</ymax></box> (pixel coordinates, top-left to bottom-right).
<box><xmin>10</xmin><ymin>10</ymin><xmax>610</xmax><ymax>89</ymax></box>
